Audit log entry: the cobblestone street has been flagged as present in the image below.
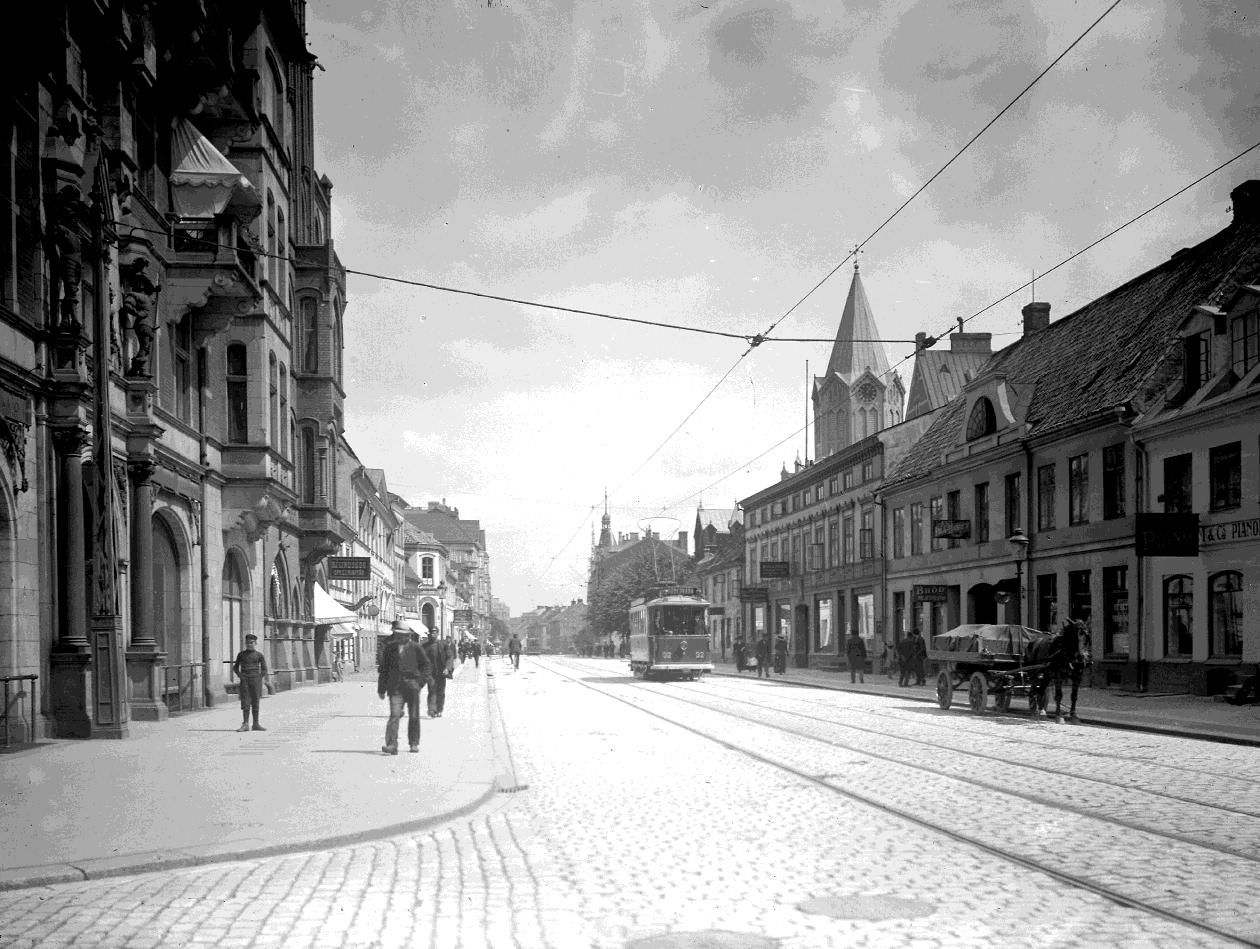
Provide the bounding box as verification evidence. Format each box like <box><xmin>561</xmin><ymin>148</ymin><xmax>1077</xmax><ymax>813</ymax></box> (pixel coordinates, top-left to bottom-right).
<box><xmin>1</xmin><ymin>657</ymin><xmax>1257</xmax><ymax>948</ymax></box>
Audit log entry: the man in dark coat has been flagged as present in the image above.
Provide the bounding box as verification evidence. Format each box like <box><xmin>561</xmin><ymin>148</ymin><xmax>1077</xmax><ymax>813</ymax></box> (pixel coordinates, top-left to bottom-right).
<box><xmin>733</xmin><ymin>637</ymin><xmax>746</xmax><ymax>672</ymax></box>
<box><xmin>773</xmin><ymin>633</ymin><xmax>788</xmax><ymax>674</ymax></box>
<box><xmin>896</xmin><ymin>634</ymin><xmax>915</xmax><ymax>687</ymax></box>
<box><xmin>845</xmin><ymin>631</ymin><xmax>867</xmax><ymax>684</ymax></box>
<box><xmin>911</xmin><ymin>630</ymin><xmax>928</xmax><ymax>685</ymax></box>
<box><xmin>377</xmin><ymin>620</ymin><xmax>432</xmax><ymax>754</ymax></box>
<box><xmin>424</xmin><ymin>630</ymin><xmax>451</xmax><ymax>718</ymax></box>
<box><xmin>508</xmin><ymin>634</ymin><xmax>522</xmax><ymax>670</ymax></box>
<box><xmin>471</xmin><ymin>639</ymin><xmax>482</xmax><ymax>668</ymax></box>
<box><xmin>755</xmin><ymin>635</ymin><xmax>771</xmax><ymax>679</ymax></box>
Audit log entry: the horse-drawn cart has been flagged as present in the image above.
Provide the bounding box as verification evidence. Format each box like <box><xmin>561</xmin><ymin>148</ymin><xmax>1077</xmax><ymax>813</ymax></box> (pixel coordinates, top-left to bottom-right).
<box><xmin>930</xmin><ymin>624</ymin><xmax>1052</xmax><ymax>714</ymax></box>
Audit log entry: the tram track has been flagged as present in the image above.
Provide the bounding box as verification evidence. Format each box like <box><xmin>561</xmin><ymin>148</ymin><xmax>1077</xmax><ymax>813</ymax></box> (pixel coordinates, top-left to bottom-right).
<box><xmin>536</xmin><ymin>657</ymin><xmax>1260</xmax><ymax>947</ymax></box>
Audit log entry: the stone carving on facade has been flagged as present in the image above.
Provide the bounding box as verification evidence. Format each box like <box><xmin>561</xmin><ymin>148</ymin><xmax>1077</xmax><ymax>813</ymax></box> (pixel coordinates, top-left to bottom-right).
<box><xmin>119</xmin><ymin>256</ymin><xmax>160</xmax><ymax>377</ymax></box>
<box><xmin>47</xmin><ymin>186</ymin><xmax>91</xmax><ymax>329</ymax></box>
<box><xmin>113</xmin><ymin>458</ymin><xmax>129</xmax><ymax>520</ymax></box>
<box><xmin>0</xmin><ymin>418</ymin><xmax>29</xmax><ymax>493</ymax></box>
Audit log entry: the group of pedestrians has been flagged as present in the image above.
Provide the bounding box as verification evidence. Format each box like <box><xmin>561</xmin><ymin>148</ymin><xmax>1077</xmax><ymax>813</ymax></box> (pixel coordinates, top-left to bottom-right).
<box><xmin>376</xmin><ymin>619</ymin><xmax>458</xmax><ymax>756</ymax></box>
<box><xmin>893</xmin><ymin>630</ymin><xmax>928</xmax><ymax>686</ymax></box>
<box><xmin>732</xmin><ymin>634</ymin><xmax>789</xmax><ymax>678</ymax></box>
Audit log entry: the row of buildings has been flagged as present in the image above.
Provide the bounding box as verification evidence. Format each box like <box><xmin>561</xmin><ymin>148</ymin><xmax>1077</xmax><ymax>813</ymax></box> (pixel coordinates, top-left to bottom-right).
<box><xmin>2</xmin><ymin>2</ymin><xmax>495</xmax><ymax>741</ymax></box>
<box><xmin>685</xmin><ymin>184</ymin><xmax>1258</xmax><ymax>696</ymax></box>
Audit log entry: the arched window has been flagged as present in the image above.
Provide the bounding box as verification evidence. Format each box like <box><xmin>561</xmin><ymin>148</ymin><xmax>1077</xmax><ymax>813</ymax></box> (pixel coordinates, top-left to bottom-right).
<box><xmin>227</xmin><ymin>343</ymin><xmax>248</xmax><ymax>443</ymax></box>
<box><xmin>267</xmin><ymin>53</ymin><xmax>285</xmax><ymax>143</ymax></box>
<box><xmin>279</xmin><ymin>365</ymin><xmax>288</xmax><ymax>457</ymax></box>
<box><xmin>153</xmin><ymin>517</ymin><xmax>182</xmax><ymax>663</ymax></box>
<box><xmin>301</xmin><ymin>427</ymin><xmax>316</xmax><ymax>503</ymax></box>
<box><xmin>276</xmin><ymin>206</ymin><xmax>286</xmax><ymax>280</ymax></box>
<box><xmin>422</xmin><ymin>602</ymin><xmax>435</xmax><ymax>631</ymax></box>
<box><xmin>301</xmin><ymin>297</ymin><xmax>319</xmax><ymax>372</ymax></box>
<box><xmin>265</xmin><ymin>190</ymin><xmax>276</xmax><ymax>287</ymax></box>
<box><xmin>967</xmin><ymin>397</ymin><xmax>997</xmax><ymax>440</ymax></box>
<box><xmin>1209</xmin><ymin>571</ymin><xmax>1243</xmax><ymax>657</ymax></box>
<box><xmin>222</xmin><ymin>553</ymin><xmax>247</xmax><ymax>672</ymax></box>
<box><xmin>1164</xmin><ymin>575</ymin><xmax>1193</xmax><ymax>657</ymax></box>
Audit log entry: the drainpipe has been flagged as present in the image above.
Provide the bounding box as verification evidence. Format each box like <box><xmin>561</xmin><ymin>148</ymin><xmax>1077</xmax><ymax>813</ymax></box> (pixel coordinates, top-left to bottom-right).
<box><xmin>1021</xmin><ymin>439</ymin><xmax>1034</xmax><ymax>628</ymax></box>
<box><xmin>1129</xmin><ymin>427</ymin><xmax>1147</xmax><ymax>693</ymax></box>
<box><xmin>198</xmin><ymin>348</ymin><xmax>213</xmax><ymax>706</ymax></box>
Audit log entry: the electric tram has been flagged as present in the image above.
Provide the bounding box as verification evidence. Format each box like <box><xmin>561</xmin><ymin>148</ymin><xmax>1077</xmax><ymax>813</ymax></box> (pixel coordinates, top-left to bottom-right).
<box><xmin>627</xmin><ymin>586</ymin><xmax>713</xmax><ymax>680</ymax></box>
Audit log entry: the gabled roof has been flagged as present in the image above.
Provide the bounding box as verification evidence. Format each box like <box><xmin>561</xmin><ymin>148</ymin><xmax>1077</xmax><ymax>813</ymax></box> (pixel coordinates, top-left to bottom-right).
<box><xmin>825</xmin><ymin>267</ymin><xmax>892</xmax><ymax>384</ymax></box>
<box><xmin>402</xmin><ymin>508</ymin><xmax>484</xmax><ymax>549</ymax></box>
<box><xmin>696</xmin><ymin>506</ymin><xmax>739</xmax><ymax>533</ymax></box>
<box><xmin>905</xmin><ymin>349</ymin><xmax>993</xmax><ymax>420</ymax></box>
<box><xmin>886</xmin><ymin>204</ymin><xmax>1260</xmax><ymax>489</ymax></box>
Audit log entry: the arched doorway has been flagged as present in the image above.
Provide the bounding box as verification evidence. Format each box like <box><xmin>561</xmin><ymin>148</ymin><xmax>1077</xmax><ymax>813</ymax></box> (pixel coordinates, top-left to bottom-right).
<box><xmin>422</xmin><ymin>602</ymin><xmax>435</xmax><ymax>632</ymax></box>
<box><xmin>968</xmin><ymin>583</ymin><xmax>998</xmax><ymax>625</ymax></box>
<box><xmin>152</xmin><ymin>518</ymin><xmax>182</xmax><ymax>663</ymax></box>
<box><xmin>222</xmin><ymin>552</ymin><xmax>248</xmax><ymax>683</ymax></box>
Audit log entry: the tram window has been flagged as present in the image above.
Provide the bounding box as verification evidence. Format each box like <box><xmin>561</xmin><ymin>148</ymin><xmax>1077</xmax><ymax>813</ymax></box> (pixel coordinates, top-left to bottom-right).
<box><xmin>655</xmin><ymin>606</ymin><xmax>706</xmax><ymax>636</ymax></box>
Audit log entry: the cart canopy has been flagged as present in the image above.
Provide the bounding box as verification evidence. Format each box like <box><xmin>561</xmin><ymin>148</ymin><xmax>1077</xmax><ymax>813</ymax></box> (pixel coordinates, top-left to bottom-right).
<box><xmin>931</xmin><ymin>623</ymin><xmax>1050</xmax><ymax>659</ymax></box>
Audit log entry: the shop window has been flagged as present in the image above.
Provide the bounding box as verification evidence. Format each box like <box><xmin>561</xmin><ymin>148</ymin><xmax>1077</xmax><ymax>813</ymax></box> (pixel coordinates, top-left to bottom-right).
<box><xmin>974</xmin><ymin>482</ymin><xmax>989</xmax><ymax>543</ymax></box>
<box><xmin>1037</xmin><ymin>464</ymin><xmax>1056</xmax><ymax>531</ymax></box>
<box><xmin>1103</xmin><ymin>565</ymin><xmax>1129</xmax><ymax>656</ymax></box>
<box><xmin>1209</xmin><ymin>442</ymin><xmax>1241</xmax><ymax>511</ymax></box>
<box><xmin>1162</xmin><ymin>454</ymin><xmax>1193</xmax><ymax>513</ymax></box>
<box><xmin>816</xmin><ymin>597</ymin><xmax>833</xmax><ymax>651</ymax></box>
<box><xmin>1209</xmin><ymin>571</ymin><xmax>1243</xmax><ymax>657</ymax></box>
<box><xmin>1164</xmin><ymin>575</ymin><xmax>1193</xmax><ymax>657</ymax></box>
<box><xmin>1231</xmin><ymin>311</ymin><xmax>1258</xmax><ymax>376</ymax></box>
<box><xmin>1103</xmin><ymin>443</ymin><xmax>1126</xmax><ymax>519</ymax></box>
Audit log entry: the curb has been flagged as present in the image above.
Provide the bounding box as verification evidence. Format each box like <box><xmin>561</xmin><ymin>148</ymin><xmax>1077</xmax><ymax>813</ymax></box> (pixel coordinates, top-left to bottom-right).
<box><xmin>709</xmin><ymin>669</ymin><xmax>1260</xmax><ymax>747</ymax></box>
<box><xmin>0</xmin><ymin>778</ymin><xmax>501</xmax><ymax>893</ymax></box>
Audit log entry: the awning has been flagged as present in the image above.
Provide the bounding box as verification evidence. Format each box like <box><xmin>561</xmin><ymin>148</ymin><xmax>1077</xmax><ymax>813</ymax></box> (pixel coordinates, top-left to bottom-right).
<box><xmin>329</xmin><ymin>623</ymin><xmax>357</xmax><ymax>639</ymax></box>
<box><xmin>404</xmin><ymin>619</ymin><xmax>431</xmax><ymax>637</ymax></box>
<box><xmin>169</xmin><ymin>119</ymin><xmax>261</xmax><ymax>221</ymax></box>
<box><xmin>312</xmin><ymin>583</ymin><xmax>357</xmax><ymax>625</ymax></box>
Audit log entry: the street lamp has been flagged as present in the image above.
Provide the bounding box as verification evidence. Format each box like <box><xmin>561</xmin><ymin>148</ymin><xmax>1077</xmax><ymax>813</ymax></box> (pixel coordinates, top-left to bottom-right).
<box><xmin>1008</xmin><ymin>528</ymin><xmax>1030</xmax><ymax>624</ymax></box>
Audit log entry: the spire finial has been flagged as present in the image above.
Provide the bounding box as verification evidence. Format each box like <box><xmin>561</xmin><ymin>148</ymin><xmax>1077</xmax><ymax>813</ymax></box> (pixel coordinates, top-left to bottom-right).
<box><xmin>852</xmin><ymin>244</ymin><xmax>863</xmax><ymax>272</ymax></box>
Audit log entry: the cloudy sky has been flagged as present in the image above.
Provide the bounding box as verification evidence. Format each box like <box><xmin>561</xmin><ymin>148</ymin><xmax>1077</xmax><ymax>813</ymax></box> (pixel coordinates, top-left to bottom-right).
<box><xmin>305</xmin><ymin>0</ymin><xmax>1258</xmax><ymax>614</ymax></box>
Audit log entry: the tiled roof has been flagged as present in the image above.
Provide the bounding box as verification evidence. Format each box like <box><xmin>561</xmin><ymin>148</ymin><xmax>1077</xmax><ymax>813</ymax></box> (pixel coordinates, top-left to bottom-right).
<box><xmin>696</xmin><ymin>507</ymin><xmax>739</xmax><ymax>532</ymax></box>
<box><xmin>825</xmin><ymin>268</ymin><xmax>893</xmax><ymax>384</ymax></box>
<box><xmin>402</xmin><ymin>508</ymin><xmax>484</xmax><ymax>548</ymax></box>
<box><xmin>886</xmin><ymin>207</ymin><xmax>1260</xmax><ymax>489</ymax></box>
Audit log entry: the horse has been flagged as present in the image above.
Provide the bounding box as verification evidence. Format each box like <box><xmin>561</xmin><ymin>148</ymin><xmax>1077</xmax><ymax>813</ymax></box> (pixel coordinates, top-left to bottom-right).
<box><xmin>1025</xmin><ymin>621</ymin><xmax>1091</xmax><ymax>720</ymax></box>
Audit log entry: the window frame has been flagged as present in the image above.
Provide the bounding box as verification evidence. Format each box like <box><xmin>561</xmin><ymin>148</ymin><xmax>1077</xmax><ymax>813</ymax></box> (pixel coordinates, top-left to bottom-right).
<box><xmin>1164</xmin><ymin>575</ymin><xmax>1193</xmax><ymax>658</ymax></box>
<box><xmin>1231</xmin><ymin>311</ymin><xmax>1258</xmax><ymax>376</ymax></box>
<box><xmin>974</xmin><ymin>482</ymin><xmax>990</xmax><ymax>543</ymax></box>
<box><xmin>1208</xmin><ymin>571</ymin><xmax>1243</xmax><ymax>658</ymax></box>
<box><xmin>1209</xmin><ymin>442</ymin><xmax>1241</xmax><ymax>511</ymax></box>
<box><xmin>1068</xmin><ymin>453</ymin><xmax>1089</xmax><ymax>525</ymax></box>
<box><xmin>1037</xmin><ymin>464</ymin><xmax>1056</xmax><ymax>531</ymax></box>
<box><xmin>226</xmin><ymin>343</ymin><xmax>249</xmax><ymax>443</ymax></box>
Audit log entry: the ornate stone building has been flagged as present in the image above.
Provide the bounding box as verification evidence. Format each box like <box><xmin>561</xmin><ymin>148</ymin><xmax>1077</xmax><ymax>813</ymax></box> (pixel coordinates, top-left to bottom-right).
<box><xmin>1</xmin><ymin>1</ymin><xmax>350</xmax><ymax>739</ymax></box>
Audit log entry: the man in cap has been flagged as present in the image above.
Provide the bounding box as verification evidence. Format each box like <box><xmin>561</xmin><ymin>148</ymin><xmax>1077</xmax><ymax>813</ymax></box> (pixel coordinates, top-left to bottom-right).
<box><xmin>423</xmin><ymin>628</ymin><xmax>451</xmax><ymax>718</ymax></box>
<box><xmin>377</xmin><ymin>619</ymin><xmax>433</xmax><ymax>754</ymax></box>
<box><xmin>231</xmin><ymin>633</ymin><xmax>271</xmax><ymax>732</ymax></box>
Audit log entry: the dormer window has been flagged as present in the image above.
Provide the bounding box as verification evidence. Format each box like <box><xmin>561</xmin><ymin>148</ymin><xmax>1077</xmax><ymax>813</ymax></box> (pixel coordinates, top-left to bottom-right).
<box><xmin>1231</xmin><ymin>312</ymin><xmax>1258</xmax><ymax>375</ymax></box>
<box><xmin>1184</xmin><ymin>330</ymin><xmax>1211</xmax><ymax>392</ymax></box>
<box><xmin>966</xmin><ymin>397</ymin><xmax>996</xmax><ymax>440</ymax></box>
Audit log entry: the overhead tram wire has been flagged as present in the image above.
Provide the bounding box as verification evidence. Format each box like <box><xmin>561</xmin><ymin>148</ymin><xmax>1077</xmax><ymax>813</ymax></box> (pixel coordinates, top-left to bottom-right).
<box><xmin>752</xmin><ymin>0</ymin><xmax>1124</xmax><ymax>345</ymax></box>
<box><xmin>647</xmin><ymin>137</ymin><xmax>1260</xmax><ymax>522</ymax></box>
<box><xmin>884</xmin><ymin>136</ymin><xmax>1260</xmax><ymax>380</ymax></box>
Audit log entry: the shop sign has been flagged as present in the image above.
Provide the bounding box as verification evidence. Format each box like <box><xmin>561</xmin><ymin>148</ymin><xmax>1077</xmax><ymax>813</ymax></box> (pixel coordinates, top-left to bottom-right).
<box><xmin>932</xmin><ymin>519</ymin><xmax>971</xmax><ymax>540</ymax></box>
<box><xmin>740</xmin><ymin>586</ymin><xmax>769</xmax><ymax>601</ymax></box>
<box><xmin>1199</xmin><ymin>517</ymin><xmax>1260</xmax><ymax>545</ymax></box>
<box><xmin>326</xmin><ymin>556</ymin><xmax>371</xmax><ymax>580</ymax></box>
<box><xmin>453</xmin><ymin>609</ymin><xmax>475</xmax><ymax>625</ymax></box>
<box><xmin>759</xmin><ymin>560</ymin><xmax>790</xmax><ymax>579</ymax></box>
<box><xmin>1134</xmin><ymin>513</ymin><xmax>1199</xmax><ymax>557</ymax></box>
<box><xmin>912</xmin><ymin>584</ymin><xmax>948</xmax><ymax>603</ymax></box>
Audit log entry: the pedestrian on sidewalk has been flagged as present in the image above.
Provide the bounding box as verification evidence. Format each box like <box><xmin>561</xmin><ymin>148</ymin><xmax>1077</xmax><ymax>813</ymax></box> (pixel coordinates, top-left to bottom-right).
<box><xmin>910</xmin><ymin>629</ymin><xmax>928</xmax><ymax>685</ymax></box>
<box><xmin>471</xmin><ymin>639</ymin><xmax>481</xmax><ymax>668</ymax></box>
<box><xmin>896</xmin><ymin>634</ymin><xmax>914</xmax><ymax>687</ymax></box>
<box><xmin>424</xmin><ymin>629</ymin><xmax>452</xmax><ymax>718</ymax></box>
<box><xmin>377</xmin><ymin>619</ymin><xmax>432</xmax><ymax>755</ymax></box>
<box><xmin>232</xmin><ymin>634</ymin><xmax>271</xmax><ymax>732</ymax></box>
<box><xmin>773</xmin><ymin>633</ymin><xmax>788</xmax><ymax>674</ymax></box>
<box><xmin>508</xmin><ymin>634</ymin><xmax>522</xmax><ymax>670</ymax></box>
<box><xmin>845</xmin><ymin>631</ymin><xmax>867</xmax><ymax>683</ymax></box>
<box><xmin>755</xmin><ymin>635</ymin><xmax>771</xmax><ymax>679</ymax></box>
<box><xmin>733</xmin><ymin>637</ymin><xmax>747</xmax><ymax>672</ymax></box>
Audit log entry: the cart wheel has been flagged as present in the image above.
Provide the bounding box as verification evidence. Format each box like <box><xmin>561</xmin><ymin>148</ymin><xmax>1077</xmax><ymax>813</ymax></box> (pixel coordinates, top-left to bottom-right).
<box><xmin>993</xmin><ymin>691</ymin><xmax>1012</xmax><ymax>712</ymax></box>
<box><xmin>936</xmin><ymin>670</ymin><xmax>953</xmax><ymax>710</ymax></box>
<box><xmin>968</xmin><ymin>672</ymin><xmax>989</xmax><ymax>713</ymax></box>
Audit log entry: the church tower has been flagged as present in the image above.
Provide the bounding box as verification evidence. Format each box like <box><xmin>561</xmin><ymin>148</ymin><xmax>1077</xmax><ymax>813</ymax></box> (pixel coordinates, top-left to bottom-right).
<box><xmin>812</xmin><ymin>261</ymin><xmax>905</xmax><ymax>458</ymax></box>
<box><xmin>598</xmin><ymin>490</ymin><xmax>612</xmax><ymax>548</ymax></box>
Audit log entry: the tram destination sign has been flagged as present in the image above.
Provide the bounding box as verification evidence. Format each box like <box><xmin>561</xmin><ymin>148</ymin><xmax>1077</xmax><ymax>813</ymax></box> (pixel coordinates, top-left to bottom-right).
<box><xmin>912</xmin><ymin>584</ymin><xmax>949</xmax><ymax>603</ymax></box>
<box><xmin>325</xmin><ymin>556</ymin><xmax>371</xmax><ymax>580</ymax></box>
<box><xmin>759</xmin><ymin>560</ymin><xmax>790</xmax><ymax>579</ymax></box>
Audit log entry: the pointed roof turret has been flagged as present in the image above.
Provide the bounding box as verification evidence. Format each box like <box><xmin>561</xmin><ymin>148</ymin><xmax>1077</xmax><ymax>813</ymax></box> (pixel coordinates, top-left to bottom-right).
<box><xmin>598</xmin><ymin>489</ymin><xmax>612</xmax><ymax>548</ymax></box>
<box><xmin>825</xmin><ymin>263</ymin><xmax>892</xmax><ymax>384</ymax></box>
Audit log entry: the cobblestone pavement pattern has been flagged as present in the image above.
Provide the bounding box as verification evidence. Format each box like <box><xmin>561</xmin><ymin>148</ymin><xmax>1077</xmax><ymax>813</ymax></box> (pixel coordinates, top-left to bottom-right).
<box><xmin>0</xmin><ymin>655</ymin><xmax>1255</xmax><ymax>948</ymax></box>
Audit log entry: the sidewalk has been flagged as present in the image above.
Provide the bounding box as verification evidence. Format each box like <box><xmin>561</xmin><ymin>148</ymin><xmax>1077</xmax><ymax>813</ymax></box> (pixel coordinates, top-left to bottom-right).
<box><xmin>0</xmin><ymin>660</ymin><xmax>503</xmax><ymax>892</ymax></box>
<box><xmin>709</xmin><ymin>658</ymin><xmax>1260</xmax><ymax>746</ymax></box>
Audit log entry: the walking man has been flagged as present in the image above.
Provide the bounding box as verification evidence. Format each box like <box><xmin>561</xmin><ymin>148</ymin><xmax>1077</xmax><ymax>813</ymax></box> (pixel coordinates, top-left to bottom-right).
<box><xmin>377</xmin><ymin>619</ymin><xmax>432</xmax><ymax>755</ymax></box>
<box><xmin>232</xmin><ymin>633</ymin><xmax>271</xmax><ymax>732</ymax></box>
<box><xmin>845</xmin><ymin>630</ymin><xmax>867</xmax><ymax>684</ymax></box>
<box><xmin>755</xmin><ymin>634</ymin><xmax>771</xmax><ymax>679</ymax></box>
<box><xmin>471</xmin><ymin>639</ymin><xmax>482</xmax><ymax>668</ymax></box>
<box><xmin>896</xmin><ymin>634</ymin><xmax>915</xmax><ymax>687</ymax></box>
<box><xmin>911</xmin><ymin>629</ymin><xmax>928</xmax><ymax>685</ymax></box>
<box><xmin>508</xmin><ymin>634</ymin><xmax>522</xmax><ymax>670</ymax></box>
<box><xmin>424</xmin><ymin>630</ymin><xmax>450</xmax><ymax>718</ymax></box>
<box><xmin>773</xmin><ymin>633</ymin><xmax>788</xmax><ymax>675</ymax></box>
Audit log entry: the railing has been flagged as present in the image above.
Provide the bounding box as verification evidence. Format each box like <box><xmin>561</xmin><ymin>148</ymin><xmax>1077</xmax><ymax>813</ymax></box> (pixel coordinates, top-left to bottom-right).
<box><xmin>161</xmin><ymin>663</ymin><xmax>205</xmax><ymax>716</ymax></box>
<box><xmin>1</xmin><ymin>674</ymin><xmax>38</xmax><ymax>748</ymax></box>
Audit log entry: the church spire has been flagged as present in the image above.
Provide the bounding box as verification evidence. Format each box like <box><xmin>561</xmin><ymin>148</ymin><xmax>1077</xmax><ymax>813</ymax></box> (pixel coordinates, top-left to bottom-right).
<box><xmin>598</xmin><ymin>489</ymin><xmax>612</xmax><ymax>548</ymax></box>
<box><xmin>824</xmin><ymin>261</ymin><xmax>891</xmax><ymax>383</ymax></box>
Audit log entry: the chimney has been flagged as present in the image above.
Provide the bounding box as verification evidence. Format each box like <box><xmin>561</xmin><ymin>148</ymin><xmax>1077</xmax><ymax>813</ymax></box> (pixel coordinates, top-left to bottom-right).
<box><xmin>1231</xmin><ymin>180</ymin><xmax>1260</xmax><ymax>223</ymax></box>
<box><xmin>1022</xmin><ymin>302</ymin><xmax>1051</xmax><ymax>337</ymax></box>
<box><xmin>678</xmin><ymin>530</ymin><xmax>687</xmax><ymax>551</ymax></box>
<box><xmin>950</xmin><ymin>332</ymin><xmax>992</xmax><ymax>354</ymax></box>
